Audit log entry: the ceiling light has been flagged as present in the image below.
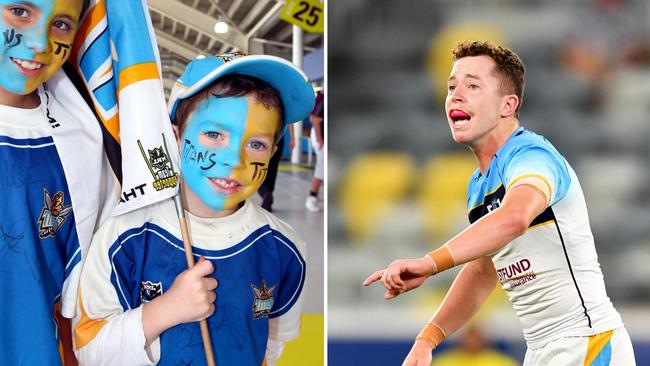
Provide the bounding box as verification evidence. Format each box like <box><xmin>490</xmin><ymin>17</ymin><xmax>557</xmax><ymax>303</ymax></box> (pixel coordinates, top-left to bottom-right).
<box><xmin>214</xmin><ymin>19</ymin><xmax>229</xmax><ymax>34</ymax></box>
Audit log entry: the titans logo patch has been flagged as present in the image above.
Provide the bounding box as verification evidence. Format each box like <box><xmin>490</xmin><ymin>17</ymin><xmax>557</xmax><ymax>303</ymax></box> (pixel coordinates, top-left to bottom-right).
<box><xmin>251</xmin><ymin>280</ymin><xmax>276</xmax><ymax>319</ymax></box>
<box><xmin>37</xmin><ymin>189</ymin><xmax>72</xmax><ymax>238</ymax></box>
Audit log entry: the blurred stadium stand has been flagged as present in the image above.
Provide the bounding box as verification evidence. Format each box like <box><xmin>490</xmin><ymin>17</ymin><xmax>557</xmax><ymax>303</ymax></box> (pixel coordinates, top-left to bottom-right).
<box><xmin>329</xmin><ymin>0</ymin><xmax>650</xmax><ymax>364</ymax></box>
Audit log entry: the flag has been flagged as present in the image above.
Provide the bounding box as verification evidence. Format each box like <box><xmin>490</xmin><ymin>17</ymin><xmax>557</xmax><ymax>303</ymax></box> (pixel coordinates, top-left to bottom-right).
<box><xmin>70</xmin><ymin>0</ymin><xmax>180</xmax><ymax>216</ymax></box>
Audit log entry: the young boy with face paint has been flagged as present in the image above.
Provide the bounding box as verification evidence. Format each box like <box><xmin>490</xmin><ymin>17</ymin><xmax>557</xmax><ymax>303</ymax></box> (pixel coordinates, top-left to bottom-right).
<box><xmin>0</xmin><ymin>0</ymin><xmax>109</xmax><ymax>365</ymax></box>
<box><xmin>74</xmin><ymin>53</ymin><xmax>315</xmax><ymax>366</ymax></box>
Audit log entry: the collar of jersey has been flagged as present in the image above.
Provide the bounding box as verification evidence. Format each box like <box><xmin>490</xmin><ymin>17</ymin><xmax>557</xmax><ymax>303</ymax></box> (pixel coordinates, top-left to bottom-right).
<box><xmin>474</xmin><ymin>126</ymin><xmax>526</xmax><ymax>181</ymax></box>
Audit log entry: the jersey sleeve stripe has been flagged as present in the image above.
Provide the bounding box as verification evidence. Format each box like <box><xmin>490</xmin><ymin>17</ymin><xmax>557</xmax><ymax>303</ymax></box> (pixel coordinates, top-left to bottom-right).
<box><xmin>269</xmin><ymin>231</ymin><xmax>306</xmax><ymax>317</ymax></box>
<box><xmin>74</xmin><ymin>289</ymin><xmax>108</xmax><ymax>349</ymax></box>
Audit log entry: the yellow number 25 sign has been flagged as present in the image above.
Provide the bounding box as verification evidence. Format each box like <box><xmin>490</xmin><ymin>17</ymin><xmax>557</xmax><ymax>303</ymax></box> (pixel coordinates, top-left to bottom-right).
<box><xmin>280</xmin><ymin>0</ymin><xmax>324</xmax><ymax>34</ymax></box>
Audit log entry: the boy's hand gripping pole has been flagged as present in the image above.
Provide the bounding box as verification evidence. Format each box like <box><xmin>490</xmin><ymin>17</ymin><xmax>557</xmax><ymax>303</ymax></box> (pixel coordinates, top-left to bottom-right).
<box><xmin>173</xmin><ymin>193</ymin><xmax>216</xmax><ymax>366</ymax></box>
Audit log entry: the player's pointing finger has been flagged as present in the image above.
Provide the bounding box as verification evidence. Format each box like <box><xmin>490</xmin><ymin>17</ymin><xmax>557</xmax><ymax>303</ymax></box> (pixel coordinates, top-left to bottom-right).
<box><xmin>363</xmin><ymin>269</ymin><xmax>385</xmax><ymax>286</ymax></box>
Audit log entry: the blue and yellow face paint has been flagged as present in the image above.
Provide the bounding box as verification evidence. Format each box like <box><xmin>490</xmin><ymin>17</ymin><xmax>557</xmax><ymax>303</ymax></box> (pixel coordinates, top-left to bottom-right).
<box><xmin>0</xmin><ymin>0</ymin><xmax>82</xmax><ymax>96</ymax></box>
<box><xmin>180</xmin><ymin>96</ymin><xmax>280</xmax><ymax>212</ymax></box>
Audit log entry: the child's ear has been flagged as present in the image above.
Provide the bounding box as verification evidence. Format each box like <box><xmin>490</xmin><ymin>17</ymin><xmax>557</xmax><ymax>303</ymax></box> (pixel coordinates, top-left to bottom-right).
<box><xmin>271</xmin><ymin>144</ymin><xmax>278</xmax><ymax>157</ymax></box>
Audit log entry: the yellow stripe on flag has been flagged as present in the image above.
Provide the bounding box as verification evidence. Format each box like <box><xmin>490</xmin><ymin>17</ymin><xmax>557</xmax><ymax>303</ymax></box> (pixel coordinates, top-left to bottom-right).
<box><xmin>103</xmin><ymin>114</ymin><xmax>120</xmax><ymax>143</ymax></box>
<box><xmin>584</xmin><ymin>329</ymin><xmax>614</xmax><ymax>366</ymax></box>
<box><xmin>118</xmin><ymin>62</ymin><xmax>160</xmax><ymax>93</ymax></box>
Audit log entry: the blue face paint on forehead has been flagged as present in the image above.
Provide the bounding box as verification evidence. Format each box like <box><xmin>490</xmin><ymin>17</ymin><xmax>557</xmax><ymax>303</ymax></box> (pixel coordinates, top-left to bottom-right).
<box><xmin>0</xmin><ymin>0</ymin><xmax>55</xmax><ymax>94</ymax></box>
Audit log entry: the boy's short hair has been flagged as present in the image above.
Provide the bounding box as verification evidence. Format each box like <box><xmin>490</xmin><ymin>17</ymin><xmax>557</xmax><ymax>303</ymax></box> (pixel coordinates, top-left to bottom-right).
<box><xmin>453</xmin><ymin>41</ymin><xmax>526</xmax><ymax>117</ymax></box>
<box><xmin>174</xmin><ymin>75</ymin><xmax>284</xmax><ymax>139</ymax></box>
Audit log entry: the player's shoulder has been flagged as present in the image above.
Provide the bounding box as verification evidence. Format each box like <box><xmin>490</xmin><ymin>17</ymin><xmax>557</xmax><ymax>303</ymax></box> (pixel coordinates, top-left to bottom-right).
<box><xmin>499</xmin><ymin>127</ymin><xmax>561</xmax><ymax>160</ymax></box>
<box><xmin>248</xmin><ymin>201</ymin><xmax>307</xmax><ymax>255</ymax></box>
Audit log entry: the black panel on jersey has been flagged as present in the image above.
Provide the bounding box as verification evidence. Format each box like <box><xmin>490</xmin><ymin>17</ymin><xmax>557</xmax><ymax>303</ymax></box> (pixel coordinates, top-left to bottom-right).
<box><xmin>469</xmin><ymin>185</ymin><xmax>556</xmax><ymax>228</ymax></box>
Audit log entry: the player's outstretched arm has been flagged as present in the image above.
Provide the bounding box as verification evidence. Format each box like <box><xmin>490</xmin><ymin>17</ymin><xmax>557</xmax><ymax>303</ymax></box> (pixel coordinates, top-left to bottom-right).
<box><xmin>364</xmin><ymin>183</ymin><xmax>546</xmax><ymax>299</ymax></box>
<box><xmin>403</xmin><ymin>256</ymin><xmax>497</xmax><ymax>366</ymax></box>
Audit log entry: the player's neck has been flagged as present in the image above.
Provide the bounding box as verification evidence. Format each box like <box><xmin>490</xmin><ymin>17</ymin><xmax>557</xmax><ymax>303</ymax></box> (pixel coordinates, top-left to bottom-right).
<box><xmin>0</xmin><ymin>87</ymin><xmax>40</xmax><ymax>109</ymax></box>
<box><xmin>470</xmin><ymin>119</ymin><xmax>519</xmax><ymax>174</ymax></box>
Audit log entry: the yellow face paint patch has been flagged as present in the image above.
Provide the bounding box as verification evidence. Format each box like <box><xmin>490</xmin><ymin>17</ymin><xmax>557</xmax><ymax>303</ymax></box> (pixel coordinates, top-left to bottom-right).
<box><xmin>224</xmin><ymin>98</ymin><xmax>280</xmax><ymax>209</ymax></box>
<box><xmin>24</xmin><ymin>0</ymin><xmax>83</xmax><ymax>93</ymax></box>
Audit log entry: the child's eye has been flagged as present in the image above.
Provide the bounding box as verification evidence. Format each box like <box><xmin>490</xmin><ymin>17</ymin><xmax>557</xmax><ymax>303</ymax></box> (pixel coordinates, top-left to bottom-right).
<box><xmin>248</xmin><ymin>140</ymin><xmax>267</xmax><ymax>150</ymax></box>
<box><xmin>52</xmin><ymin>19</ymin><xmax>71</xmax><ymax>31</ymax></box>
<box><xmin>468</xmin><ymin>84</ymin><xmax>479</xmax><ymax>90</ymax></box>
<box><xmin>204</xmin><ymin>131</ymin><xmax>223</xmax><ymax>140</ymax></box>
<box><xmin>9</xmin><ymin>7</ymin><xmax>29</xmax><ymax>18</ymax></box>
<box><xmin>447</xmin><ymin>85</ymin><xmax>456</xmax><ymax>92</ymax></box>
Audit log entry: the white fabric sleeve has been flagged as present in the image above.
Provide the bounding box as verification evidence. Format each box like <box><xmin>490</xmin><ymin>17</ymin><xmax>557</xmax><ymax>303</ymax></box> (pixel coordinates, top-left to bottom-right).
<box><xmin>73</xmin><ymin>216</ymin><xmax>160</xmax><ymax>366</ymax></box>
<box><xmin>264</xmin><ymin>338</ymin><xmax>285</xmax><ymax>366</ymax></box>
<box><xmin>75</xmin><ymin>306</ymin><xmax>160</xmax><ymax>366</ymax></box>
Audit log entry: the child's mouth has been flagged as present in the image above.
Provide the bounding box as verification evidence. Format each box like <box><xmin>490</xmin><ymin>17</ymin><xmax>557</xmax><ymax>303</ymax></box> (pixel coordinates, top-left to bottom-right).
<box><xmin>209</xmin><ymin>177</ymin><xmax>242</xmax><ymax>194</ymax></box>
<box><xmin>10</xmin><ymin>57</ymin><xmax>45</xmax><ymax>75</ymax></box>
<box><xmin>449</xmin><ymin>109</ymin><xmax>471</xmax><ymax>128</ymax></box>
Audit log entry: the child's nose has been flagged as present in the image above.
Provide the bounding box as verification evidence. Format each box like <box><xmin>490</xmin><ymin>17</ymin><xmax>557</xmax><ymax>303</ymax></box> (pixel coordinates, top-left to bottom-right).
<box><xmin>24</xmin><ymin>28</ymin><xmax>50</xmax><ymax>54</ymax></box>
<box><xmin>221</xmin><ymin>144</ymin><xmax>243</xmax><ymax>168</ymax></box>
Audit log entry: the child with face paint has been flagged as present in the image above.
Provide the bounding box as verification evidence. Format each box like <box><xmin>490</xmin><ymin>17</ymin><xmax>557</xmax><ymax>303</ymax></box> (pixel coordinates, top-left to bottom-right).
<box><xmin>74</xmin><ymin>53</ymin><xmax>315</xmax><ymax>366</ymax></box>
<box><xmin>0</xmin><ymin>0</ymin><xmax>111</xmax><ymax>365</ymax></box>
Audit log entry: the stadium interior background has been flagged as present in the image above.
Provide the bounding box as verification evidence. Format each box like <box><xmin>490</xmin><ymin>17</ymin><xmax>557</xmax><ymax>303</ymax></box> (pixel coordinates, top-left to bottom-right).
<box><xmin>328</xmin><ymin>0</ymin><xmax>650</xmax><ymax>364</ymax></box>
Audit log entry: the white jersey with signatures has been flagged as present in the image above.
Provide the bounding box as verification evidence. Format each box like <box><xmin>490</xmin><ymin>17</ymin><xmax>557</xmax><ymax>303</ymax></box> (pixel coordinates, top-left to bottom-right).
<box><xmin>467</xmin><ymin>127</ymin><xmax>622</xmax><ymax>349</ymax></box>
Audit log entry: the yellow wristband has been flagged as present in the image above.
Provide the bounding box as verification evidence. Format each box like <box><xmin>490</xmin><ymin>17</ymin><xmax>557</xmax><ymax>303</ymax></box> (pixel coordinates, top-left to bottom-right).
<box><xmin>416</xmin><ymin>322</ymin><xmax>446</xmax><ymax>349</ymax></box>
<box><xmin>426</xmin><ymin>246</ymin><xmax>455</xmax><ymax>274</ymax></box>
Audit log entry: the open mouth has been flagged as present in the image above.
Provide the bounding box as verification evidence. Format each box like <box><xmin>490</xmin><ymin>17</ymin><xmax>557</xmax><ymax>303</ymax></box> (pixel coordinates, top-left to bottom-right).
<box><xmin>209</xmin><ymin>177</ymin><xmax>242</xmax><ymax>194</ymax></box>
<box><xmin>10</xmin><ymin>57</ymin><xmax>44</xmax><ymax>73</ymax></box>
<box><xmin>449</xmin><ymin>109</ymin><xmax>471</xmax><ymax>128</ymax></box>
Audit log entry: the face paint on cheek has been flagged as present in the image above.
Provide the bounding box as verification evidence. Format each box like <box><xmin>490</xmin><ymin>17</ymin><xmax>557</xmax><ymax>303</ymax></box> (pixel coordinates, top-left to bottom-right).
<box><xmin>3</xmin><ymin>28</ymin><xmax>23</xmax><ymax>48</ymax></box>
<box><xmin>53</xmin><ymin>41</ymin><xmax>70</xmax><ymax>58</ymax></box>
<box><xmin>181</xmin><ymin>137</ymin><xmax>218</xmax><ymax>171</ymax></box>
<box><xmin>250</xmin><ymin>161</ymin><xmax>268</xmax><ymax>182</ymax></box>
<box><xmin>0</xmin><ymin>24</ymin><xmax>29</xmax><ymax>94</ymax></box>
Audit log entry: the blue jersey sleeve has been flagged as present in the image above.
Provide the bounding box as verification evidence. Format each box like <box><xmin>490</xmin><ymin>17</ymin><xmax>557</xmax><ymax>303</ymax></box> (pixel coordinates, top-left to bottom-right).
<box><xmin>502</xmin><ymin>145</ymin><xmax>571</xmax><ymax>206</ymax></box>
<box><xmin>109</xmin><ymin>225</ymin><xmax>148</xmax><ymax>311</ymax></box>
<box><xmin>268</xmin><ymin>230</ymin><xmax>306</xmax><ymax>318</ymax></box>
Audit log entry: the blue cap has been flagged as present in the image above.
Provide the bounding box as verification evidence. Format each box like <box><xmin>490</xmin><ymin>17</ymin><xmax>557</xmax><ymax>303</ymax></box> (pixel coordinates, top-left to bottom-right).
<box><xmin>168</xmin><ymin>52</ymin><xmax>315</xmax><ymax>126</ymax></box>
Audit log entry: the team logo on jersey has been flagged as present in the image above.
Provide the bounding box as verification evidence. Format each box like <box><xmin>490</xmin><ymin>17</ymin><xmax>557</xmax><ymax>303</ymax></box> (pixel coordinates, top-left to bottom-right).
<box><xmin>251</xmin><ymin>279</ymin><xmax>276</xmax><ymax>319</ymax></box>
<box><xmin>37</xmin><ymin>189</ymin><xmax>72</xmax><ymax>238</ymax></box>
<box><xmin>140</xmin><ymin>281</ymin><xmax>163</xmax><ymax>303</ymax></box>
<box><xmin>486</xmin><ymin>197</ymin><xmax>502</xmax><ymax>212</ymax></box>
<box><xmin>137</xmin><ymin>134</ymin><xmax>179</xmax><ymax>191</ymax></box>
